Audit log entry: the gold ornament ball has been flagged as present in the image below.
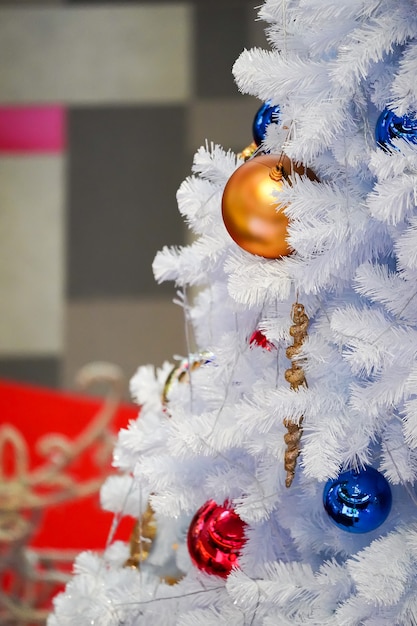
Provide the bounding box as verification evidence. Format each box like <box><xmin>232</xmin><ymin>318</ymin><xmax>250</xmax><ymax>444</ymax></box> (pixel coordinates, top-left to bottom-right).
<box><xmin>221</xmin><ymin>154</ymin><xmax>317</xmax><ymax>259</ymax></box>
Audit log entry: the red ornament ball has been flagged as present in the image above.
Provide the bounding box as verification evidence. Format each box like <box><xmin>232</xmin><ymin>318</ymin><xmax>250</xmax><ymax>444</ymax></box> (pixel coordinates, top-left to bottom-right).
<box><xmin>187</xmin><ymin>500</ymin><xmax>247</xmax><ymax>578</ymax></box>
<box><xmin>249</xmin><ymin>329</ymin><xmax>276</xmax><ymax>351</ymax></box>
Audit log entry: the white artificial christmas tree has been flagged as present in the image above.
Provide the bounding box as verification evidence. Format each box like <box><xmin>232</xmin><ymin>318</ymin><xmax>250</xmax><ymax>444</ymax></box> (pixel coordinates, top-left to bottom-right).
<box><xmin>49</xmin><ymin>1</ymin><xmax>417</xmax><ymax>624</ymax></box>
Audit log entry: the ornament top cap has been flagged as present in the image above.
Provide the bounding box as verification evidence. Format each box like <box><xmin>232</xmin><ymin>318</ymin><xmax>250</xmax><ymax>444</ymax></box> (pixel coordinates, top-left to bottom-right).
<box><xmin>244</xmin><ymin>153</ymin><xmax>317</xmax><ymax>184</ymax></box>
<box><xmin>269</xmin><ymin>162</ymin><xmax>287</xmax><ymax>183</ymax></box>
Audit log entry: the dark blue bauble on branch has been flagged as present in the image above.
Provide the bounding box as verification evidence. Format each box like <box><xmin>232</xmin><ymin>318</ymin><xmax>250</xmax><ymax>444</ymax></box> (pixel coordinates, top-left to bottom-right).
<box><xmin>323</xmin><ymin>466</ymin><xmax>392</xmax><ymax>533</ymax></box>
<box><xmin>375</xmin><ymin>108</ymin><xmax>417</xmax><ymax>151</ymax></box>
<box><xmin>252</xmin><ymin>101</ymin><xmax>281</xmax><ymax>146</ymax></box>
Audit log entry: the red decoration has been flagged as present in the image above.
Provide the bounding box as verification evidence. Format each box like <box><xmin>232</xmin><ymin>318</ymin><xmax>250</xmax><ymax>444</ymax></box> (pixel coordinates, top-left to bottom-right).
<box><xmin>187</xmin><ymin>500</ymin><xmax>247</xmax><ymax>578</ymax></box>
<box><xmin>249</xmin><ymin>329</ymin><xmax>275</xmax><ymax>351</ymax></box>
<box><xmin>0</xmin><ymin>379</ymin><xmax>138</xmax><ymax>618</ymax></box>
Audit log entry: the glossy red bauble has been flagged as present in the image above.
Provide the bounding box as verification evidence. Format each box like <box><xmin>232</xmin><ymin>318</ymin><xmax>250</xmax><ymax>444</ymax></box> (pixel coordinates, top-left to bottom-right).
<box><xmin>249</xmin><ymin>329</ymin><xmax>276</xmax><ymax>351</ymax></box>
<box><xmin>187</xmin><ymin>500</ymin><xmax>247</xmax><ymax>578</ymax></box>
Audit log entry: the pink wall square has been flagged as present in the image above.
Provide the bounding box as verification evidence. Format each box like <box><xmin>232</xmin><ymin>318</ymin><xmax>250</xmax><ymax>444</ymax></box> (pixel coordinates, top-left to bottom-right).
<box><xmin>0</xmin><ymin>106</ymin><xmax>66</xmax><ymax>153</ymax></box>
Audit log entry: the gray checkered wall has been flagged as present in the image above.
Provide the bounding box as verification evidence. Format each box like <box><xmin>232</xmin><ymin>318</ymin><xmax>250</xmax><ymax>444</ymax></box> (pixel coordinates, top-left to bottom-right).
<box><xmin>0</xmin><ymin>0</ymin><xmax>267</xmax><ymax>395</ymax></box>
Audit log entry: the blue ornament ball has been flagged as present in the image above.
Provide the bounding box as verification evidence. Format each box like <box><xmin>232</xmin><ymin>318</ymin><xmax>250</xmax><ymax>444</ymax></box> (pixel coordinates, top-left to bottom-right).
<box><xmin>252</xmin><ymin>101</ymin><xmax>281</xmax><ymax>146</ymax></box>
<box><xmin>375</xmin><ymin>108</ymin><xmax>417</xmax><ymax>151</ymax></box>
<box><xmin>323</xmin><ymin>466</ymin><xmax>392</xmax><ymax>534</ymax></box>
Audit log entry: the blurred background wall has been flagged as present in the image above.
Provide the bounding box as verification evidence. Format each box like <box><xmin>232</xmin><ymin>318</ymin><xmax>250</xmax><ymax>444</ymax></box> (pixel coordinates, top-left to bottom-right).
<box><xmin>0</xmin><ymin>0</ymin><xmax>267</xmax><ymax>396</ymax></box>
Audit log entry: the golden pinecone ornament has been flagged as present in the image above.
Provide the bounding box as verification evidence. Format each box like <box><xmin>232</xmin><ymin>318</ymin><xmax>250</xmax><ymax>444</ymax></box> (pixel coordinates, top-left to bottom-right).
<box><xmin>124</xmin><ymin>503</ymin><xmax>157</xmax><ymax>568</ymax></box>
<box><xmin>283</xmin><ymin>303</ymin><xmax>309</xmax><ymax>487</ymax></box>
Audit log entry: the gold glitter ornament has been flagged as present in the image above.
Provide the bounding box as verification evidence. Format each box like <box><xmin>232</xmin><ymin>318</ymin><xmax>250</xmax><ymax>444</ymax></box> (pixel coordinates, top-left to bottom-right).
<box><xmin>238</xmin><ymin>141</ymin><xmax>258</xmax><ymax>161</ymax></box>
<box><xmin>124</xmin><ymin>503</ymin><xmax>157</xmax><ymax>568</ymax></box>
<box><xmin>162</xmin><ymin>352</ymin><xmax>214</xmax><ymax>408</ymax></box>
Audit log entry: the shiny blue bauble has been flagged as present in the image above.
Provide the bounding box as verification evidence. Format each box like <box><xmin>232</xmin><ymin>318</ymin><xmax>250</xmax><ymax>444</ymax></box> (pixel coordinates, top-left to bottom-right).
<box><xmin>323</xmin><ymin>466</ymin><xmax>392</xmax><ymax>533</ymax></box>
<box><xmin>252</xmin><ymin>101</ymin><xmax>281</xmax><ymax>146</ymax></box>
<box><xmin>375</xmin><ymin>108</ymin><xmax>417</xmax><ymax>151</ymax></box>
